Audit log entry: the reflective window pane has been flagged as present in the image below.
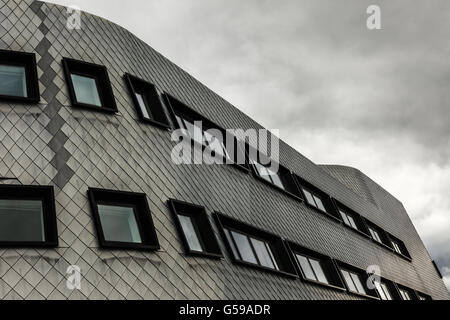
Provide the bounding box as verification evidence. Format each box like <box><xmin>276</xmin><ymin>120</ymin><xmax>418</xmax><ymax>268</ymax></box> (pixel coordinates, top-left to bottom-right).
<box><xmin>381</xmin><ymin>283</ymin><xmax>392</xmax><ymax>300</ymax></box>
<box><xmin>252</xmin><ymin>161</ymin><xmax>272</xmax><ymax>183</ymax></box>
<box><xmin>0</xmin><ymin>65</ymin><xmax>27</xmax><ymax>97</ymax></box>
<box><xmin>250</xmin><ymin>238</ymin><xmax>275</xmax><ymax>269</ymax></box>
<box><xmin>71</xmin><ymin>74</ymin><xmax>102</xmax><ymax>106</ymax></box>
<box><xmin>350</xmin><ymin>272</ymin><xmax>366</xmax><ymax>294</ymax></box>
<box><xmin>231</xmin><ymin>231</ymin><xmax>258</xmax><ymax>264</ymax></box>
<box><xmin>314</xmin><ymin>195</ymin><xmax>326</xmax><ymax>212</ymax></box>
<box><xmin>98</xmin><ymin>205</ymin><xmax>142</xmax><ymax>243</ymax></box>
<box><xmin>310</xmin><ymin>259</ymin><xmax>328</xmax><ymax>284</ymax></box>
<box><xmin>303</xmin><ymin>189</ymin><xmax>316</xmax><ymax>206</ymax></box>
<box><xmin>183</xmin><ymin>119</ymin><xmax>205</xmax><ymax>146</ymax></box>
<box><xmin>339</xmin><ymin>210</ymin><xmax>350</xmax><ymax>226</ymax></box>
<box><xmin>375</xmin><ymin>282</ymin><xmax>387</xmax><ymax>300</ymax></box>
<box><xmin>0</xmin><ymin>199</ymin><xmax>44</xmax><ymax>242</ymax></box>
<box><xmin>347</xmin><ymin>215</ymin><xmax>358</xmax><ymax>230</ymax></box>
<box><xmin>297</xmin><ymin>254</ymin><xmax>316</xmax><ymax>281</ymax></box>
<box><xmin>224</xmin><ymin>228</ymin><xmax>240</xmax><ymax>259</ymax></box>
<box><xmin>178</xmin><ymin>214</ymin><xmax>203</xmax><ymax>252</ymax></box>
<box><xmin>266</xmin><ymin>167</ymin><xmax>284</xmax><ymax>190</ymax></box>
<box><xmin>135</xmin><ymin>93</ymin><xmax>150</xmax><ymax>119</ymax></box>
<box><xmin>341</xmin><ymin>270</ymin><xmax>357</xmax><ymax>292</ymax></box>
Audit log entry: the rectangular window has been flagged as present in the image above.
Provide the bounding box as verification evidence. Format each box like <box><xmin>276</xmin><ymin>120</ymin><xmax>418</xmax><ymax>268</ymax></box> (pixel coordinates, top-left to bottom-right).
<box><xmin>0</xmin><ymin>65</ymin><xmax>27</xmax><ymax>97</ymax></box>
<box><xmin>375</xmin><ymin>281</ymin><xmax>393</xmax><ymax>300</ymax></box>
<box><xmin>0</xmin><ymin>50</ymin><xmax>40</xmax><ymax>102</ymax></box>
<box><xmin>369</xmin><ymin>227</ymin><xmax>382</xmax><ymax>243</ymax></box>
<box><xmin>63</xmin><ymin>58</ymin><xmax>117</xmax><ymax>113</ymax></box>
<box><xmin>125</xmin><ymin>74</ymin><xmax>171</xmax><ymax>128</ymax></box>
<box><xmin>168</xmin><ymin>199</ymin><xmax>222</xmax><ymax>259</ymax></box>
<box><xmin>97</xmin><ymin>204</ymin><xmax>142</xmax><ymax>244</ymax></box>
<box><xmin>392</xmin><ymin>241</ymin><xmax>402</xmax><ymax>255</ymax></box>
<box><xmin>88</xmin><ymin>188</ymin><xmax>159</xmax><ymax>250</ymax></box>
<box><xmin>339</xmin><ymin>209</ymin><xmax>358</xmax><ymax>230</ymax></box>
<box><xmin>399</xmin><ymin>289</ymin><xmax>411</xmax><ymax>300</ymax></box>
<box><xmin>302</xmin><ymin>187</ymin><xmax>327</xmax><ymax>212</ymax></box>
<box><xmin>70</xmin><ymin>73</ymin><xmax>102</xmax><ymax>107</ymax></box>
<box><xmin>215</xmin><ymin>213</ymin><xmax>297</xmax><ymax>277</ymax></box>
<box><xmin>251</xmin><ymin>160</ymin><xmax>285</xmax><ymax>190</ymax></box>
<box><xmin>296</xmin><ymin>254</ymin><xmax>329</xmax><ymax>284</ymax></box>
<box><xmin>340</xmin><ymin>269</ymin><xmax>366</xmax><ymax>295</ymax></box>
<box><xmin>0</xmin><ymin>185</ymin><xmax>58</xmax><ymax>247</ymax></box>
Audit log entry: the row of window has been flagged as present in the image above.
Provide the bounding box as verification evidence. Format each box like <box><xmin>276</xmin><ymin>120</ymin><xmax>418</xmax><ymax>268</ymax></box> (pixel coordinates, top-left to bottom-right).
<box><xmin>0</xmin><ymin>50</ymin><xmax>410</xmax><ymax>262</ymax></box>
<box><xmin>0</xmin><ymin>184</ymin><xmax>430</xmax><ymax>300</ymax></box>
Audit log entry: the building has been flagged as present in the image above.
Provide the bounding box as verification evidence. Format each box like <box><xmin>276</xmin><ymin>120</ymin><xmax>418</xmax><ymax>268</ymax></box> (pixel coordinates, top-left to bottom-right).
<box><xmin>0</xmin><ymin>0</ymin><xmax>448</xmax><ymax>300</ymax></box>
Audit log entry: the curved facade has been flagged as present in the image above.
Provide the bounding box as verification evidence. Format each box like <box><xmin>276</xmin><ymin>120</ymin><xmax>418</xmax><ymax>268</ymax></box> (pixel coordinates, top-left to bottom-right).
<box><xmin>0</xmin><ymin>0</ymin><xmax>448</xmax><ymax>300</ymax></box>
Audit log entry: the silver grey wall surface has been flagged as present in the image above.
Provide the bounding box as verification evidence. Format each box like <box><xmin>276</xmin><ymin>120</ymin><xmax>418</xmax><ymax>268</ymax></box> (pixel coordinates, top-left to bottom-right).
<box><xmin>0</xmin><ymin>0</ymin><xmax>448</xmax><ymax>300</ymax></box>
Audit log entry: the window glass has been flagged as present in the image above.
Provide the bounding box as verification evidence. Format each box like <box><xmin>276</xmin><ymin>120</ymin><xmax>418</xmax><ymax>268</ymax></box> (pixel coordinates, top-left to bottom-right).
<box><xmin>381</xmin><ymin>283</ymin><xmax>392</xmax><ymax>300</ymax></box>
<box><xmin>266</xmin><ymin>243</ymin><xmax>279</xmax><ymax>270</ymax></box>
<box><xmin>297</xmin><ymin>254</ymin><xmax>316</xmax><ymax>281</ymax></box>
<box><xmin>347</xmin><ymin>215</ymin><xmax>358</xmax><ymax>230</ymax></box>
<box><xmin>0</xmin><ymin>65</ymin><xmax>27</xmax><ymax>97</ymax></box>
<box><xmin>71</xmin><ymin>74</ymin><xmax>102</xmax><ymax>106</ymax></box>
<box><xmin>98</xmin><ymin>205</ymin><xmax>142</xmax><ymax>243</ymax></box>
<box><xmin>341</xmin><ymin>270</ymin><xmax>357</xmax><ymax>292</ymax></box>
<box><xmin>178</xmin><ymin>214</ymin><xmax>203</xmax><ymax>252</ymax></box>
<box><xmin>314</xmin><ymin>195</ymin><xmax>326</xmax><ymax>212</ymax></box>
<box><xmin>224</xmin><ymin>228</ymin><xmax>240</xmax><ymax>259</ymax></box>
<box><xmin>350</xmin><ymin>272</ymin><xmax>366</xmax><ymax>294</ymax></box>
<box><xmin>183</xmin><ymin>119</ymin><xmax>205</xmax><ymax>146</ymax></box>
<box><xmin>400</xmin><ymin>289</ymin><xmax>411</xmax><ymax>300</ymax></box>
<box><xmin>231</xmin><ymin>230</ymin><xmax>258</xmax><ymax>264</ymax></box>
<box><xmin>266</xmin><ymin>167</ymin><xmax>285</xmax><ymax>190</ymax></box>
<box><xmin>392</xmin><ymin>241</ymin><xmax>402</xmax><ymax>254</ymax></box>
<box><xmin>303</xmin><ymin>189</ymin><xmax>316</xmax><ymax>206</ymax></box>
<box><xmin>339</xmin><ymin>210</ymin><xmax>350</xmax><ymax>226</ymax></box>
<box><xmin>175</xmin><ymin>115</ymin><xmax>185</xmax><ymax>130</ymax></box>
<box><xmin>250</xmin><ymin>238</ymin><xmax>275</xmax><ymax>269</ymax></box>
<box><xmin>135</xmin><ymin>93</ymin><xmax>150</xmax><ymax>119</ymax></box>
<box><xmin>375</xmin><ymin>282</ymin><xmax>387</xmax><ymax>300</ymax></box>
<box><xmin>370</xmin><ymin>228</ymin><xmax>382</xmax><ymax>243</ymax></box>
<box><xmin>310</xmin><ymin>259</ymin><xmax>328</xmax><ymax>284</ymax></box>
<box><xmin>252</xmin><ymin>161</ymin><xmax>272</xmax><ymax>183</ymax></box>
<box><xmin>0</xmin><ymin>199</ymin><xmax>44</xmax><ymax>242</ymax></box>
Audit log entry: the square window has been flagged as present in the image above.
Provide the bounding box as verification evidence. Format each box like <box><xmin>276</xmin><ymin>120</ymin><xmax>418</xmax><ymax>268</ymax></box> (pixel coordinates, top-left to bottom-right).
<box><xmin>0</xmin><ymin>185</ymin><xmax>58</xmax><ymax>247</ymax></box>
<box><xmin>88</xmin><ymin>188</ymin><xmax>159</xmax><ymax>250</ymax></box>
<box><xmin>125</xmin><ymin>74</ymin><xmax>170</xmax><ymax>128</ymax></box>
<box><xmin>214</xmin><ymin>213</ymin><xmax>298</xmax><ymax>277</ymax></box>
<box><xmin>168</xmin><ymin>199</ymin><xmax>222</xmax><ymax>259</ymax></box>
<box><xmin>375</xmin><ymin>281</ymin><xmax>394</xmax><ymax>300</ymax></box>
<box><xmin>63</xmin><ymin>58</ymin><xmax>117</xmax><ymax>113</ymax></box>
<box><xmin>388</xmin><ymin>234</ymin><xmax>411</xmax><ymax>259</ymax></box>
<box><xmin>0</xmin><ymin>50</ymin><xmax>40</xmax><ymax>103</ymax></box>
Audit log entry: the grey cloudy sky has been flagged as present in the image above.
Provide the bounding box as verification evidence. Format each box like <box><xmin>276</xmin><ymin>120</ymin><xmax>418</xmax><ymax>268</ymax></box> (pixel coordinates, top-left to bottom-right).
<box><xmin>46</xmin><ymin>0</ymin><xmax>450</xmax><ymax>290</ymax></box>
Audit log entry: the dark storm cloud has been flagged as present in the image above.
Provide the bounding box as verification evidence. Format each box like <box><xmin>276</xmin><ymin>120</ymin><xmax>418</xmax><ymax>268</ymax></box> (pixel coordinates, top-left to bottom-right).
<box><xmin>46</xmin><ymin>0</ymin><xmax>450</xmax><ymax>288</ymax></box>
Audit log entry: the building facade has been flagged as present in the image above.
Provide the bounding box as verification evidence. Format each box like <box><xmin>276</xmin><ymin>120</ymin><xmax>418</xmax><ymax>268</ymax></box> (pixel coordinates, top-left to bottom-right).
<box><xmin>0</xmin><ymin>0</ymin><xmax>448</xmax><ymax>300</ymax></box>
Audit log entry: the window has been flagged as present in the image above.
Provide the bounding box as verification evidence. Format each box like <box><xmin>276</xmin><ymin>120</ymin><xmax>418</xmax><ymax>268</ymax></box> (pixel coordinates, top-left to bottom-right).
<box><xmin>339</xmin><ymin>209</ymin><xmax>358</xmax><ymax>230</ymax></box>
<box><xmin>392</xmin><ymin>241</ymin><xmax>402</xmax><ymax>255</ymax></box>
<box><xmin>124</xmin><ymin>74</ymin><xmax>170</xmax><ymax>128</ymax></box>
<box><xmin>0</xmin><ymin>50</ymin><xmax>39</xmax><ymax>102</ymax></box>
<box><xmin>214</xmin><ymin>213</ymin><xmax>298</xmax><ymax>277</ymax></box>
<box><xmin>417</xmin><ymin>292</ymin><xmax>431</xmax><ymax>300</ymax></box>
<box><xmin>88</xmin><ymin>188</ymin><xmax>159</xmax><ymax>250</ymax></box>
<box><xmin>0</xmin><ymin>185</ymin><xmax>58</xmax><ymax>247</ymax></box>
<box><xmin>388</xmin><ymin>234</ymin><xmax>411</xmax><ymax>259</ymax></box>
<box><xmin>248</xmin><ymin>151</ymin><xmax>303</xmax><ymax>200</ymax></box>
<box><xmin>399</xmin><ymin>288</ymin><xmax>412</xmax><ymax>300</ymax></box>
<box><xmin>296</xmin><ymin>254</ymin><xmax>328</xmax><ymax>284</ymax></box>
<box><xmin>369</xmin><ymin>227</ymin><xmax>382</xmax><ymax>244</ymax></box>
<box><xmin>302</xmin><ymin>188</ymin><xmax>326</xmax><ymax>211</ymax></box>
<box><xmin>375</xmin><ymin>281</ymin><xmax>393</xmax><ymax>300</ymax></box>
<box><xmin>340</xmin><ymin>269</ymin><xmax>366</xmax><ymax>295</ymax></box>
<box><xmin>63</xmin><ymin>58</ymin><xmax>117</xmax><ymax>113</ymax></box>
<box><xmin>168</xmin><ymin>199</ymin><xmax>222</xmax><ymax>259</ymax></box>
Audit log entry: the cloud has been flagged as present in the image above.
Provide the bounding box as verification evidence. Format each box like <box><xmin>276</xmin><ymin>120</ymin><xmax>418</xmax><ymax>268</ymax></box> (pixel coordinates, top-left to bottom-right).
<box><xmin>45</xmin><ymin>0</ymin><xmax>450</xmax><ymax>276</ymax></box>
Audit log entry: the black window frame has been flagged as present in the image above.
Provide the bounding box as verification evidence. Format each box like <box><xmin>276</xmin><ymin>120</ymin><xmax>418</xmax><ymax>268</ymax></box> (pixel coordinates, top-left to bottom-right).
<box><xmin>164</xmin><ymin>93</ymin><xmax>249</xmax><ymax>172</ymax></box>
<box><xmin>415</xmin><ymin>290</ymin><xmax>432</xmax><ymax>300</ymax></box>
<box><xmin>335</xmin><ymin>260</ymin><xmax>379</xmax><ymax>300</ymax></box>
<box><xmin>88</xmin><ymin>188</ymin><xmax>159</xmax><ymax>251</ymax></box>
<box><xmin>246</xmin><ymin>147</ymin><xmax>303</xmax><ymax>202</ymax></box>
<box><xmin>372</xmin><ymin>277</ymin><xmax>400</xmax><ymax>300</ymax></box>
<box><xmin>387</xmin><ymin>233</ymin><xmax>411</xmax><ymax>261</ymax></box>
<box><xmin>167</xmin><ymin>199</ymin><xmax>223</xmax><ymax>259</ymax></box>
<box><xmin>333</xmin><ymin>199</ymin><xmax>371</xmax><ymax>238</ymax></box>
<box><xmin>286</xmin><ymin>241</ymin><xmax>346</xmax><ymax>291</ymax></box>
<box><xmin>362</xmin><ymin>218</ymin><xmax>393</xmax><ymax>250</ymax></box>
<box><xmin>293</xmin><ymin>174</ymin><xmax>341</xmax><ymax>221</ymax></box>
<box><xmin>62</xmin><ymin>58</ymin><xmax>118</xmax><ymax>113</ymax></box>
<box><xmin>0</xmin><ymin>185</ymin><xmax>58</xmax><ymax>247</ymax></box>
<box><xmin>213</xmin><ymin>212</ymin><xmax>298</xmax><ymax>278</ymax></box>
<box><xmin>0</xmin><ymin>50</ymin><xmax>40</xmax><ymax>103</ymax></box>
<box><xmin>395</xmin><ymin>284</ymin><xmax>419</xmax><ymax>300</ymax></box>
<box><xmin>124</xmin><ymin>73</ymin><xmax>170</xmax><ymax>129</ymax></box>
